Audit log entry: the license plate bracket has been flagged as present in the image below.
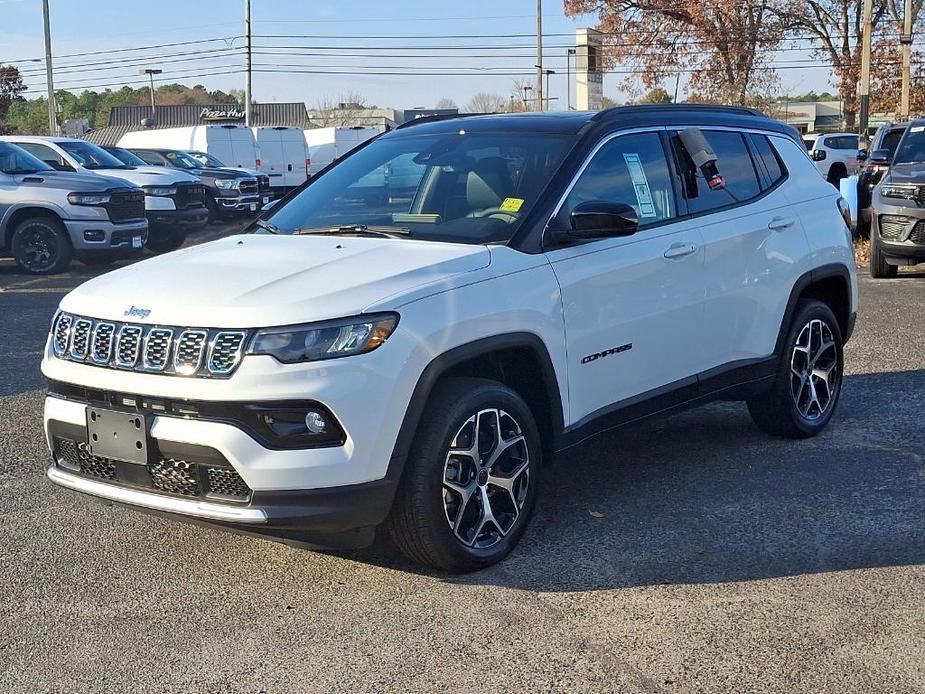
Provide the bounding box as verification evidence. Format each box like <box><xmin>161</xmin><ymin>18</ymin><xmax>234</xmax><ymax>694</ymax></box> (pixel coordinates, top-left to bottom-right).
<box><xmin>86</xmin><ymin>407</ymin><xmax>150</xmax><ymax>464</ymax></box>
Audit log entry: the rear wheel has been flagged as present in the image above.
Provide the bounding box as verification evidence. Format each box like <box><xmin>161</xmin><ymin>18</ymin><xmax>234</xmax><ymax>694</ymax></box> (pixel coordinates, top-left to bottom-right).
<box><xmin>11</xmin><ymin>216</ymin><xmax>72</xmax><ymax>275</ymax></box>
<box><xmin>387</xmin><ymin>377</ymin><xmax>541</xmax><ymax>572</ymax></box>
<box><xmin>827</xmin><ymin>163</ymin><xmax>847</xmax><ymax>187</ymax></box>
<box><xmin>748</xmin><ymin>300</ymin><xmax>844</xmax><ymax>438</ymax></box>
<box><xmin>869</xmin><ymin>228</ymin><xmax>898</xmax><ymax>278</ymax></box>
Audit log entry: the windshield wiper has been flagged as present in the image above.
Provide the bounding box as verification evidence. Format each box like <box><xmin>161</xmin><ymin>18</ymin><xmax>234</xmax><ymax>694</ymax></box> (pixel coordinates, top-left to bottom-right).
<box><xmin>254</xmin><ymin>218</ymin><xmax>281</xmax><ymax>234</ymax></box>
<box><xmin>292</xmin><ymin>224</ymin><xmax>411</xmax><ymax>238</ymax></box>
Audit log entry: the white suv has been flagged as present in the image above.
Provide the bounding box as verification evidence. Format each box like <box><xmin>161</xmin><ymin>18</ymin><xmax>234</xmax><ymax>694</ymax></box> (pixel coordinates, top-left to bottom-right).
<box><xmin>803</xmin><ymin>132</ymin><xmax>860</xmax><ymax>185</ymax></box>
<box><xmin>42</xmin><ymin>106</ymin><xmax>858</xmax><ymax>572</ymax></box>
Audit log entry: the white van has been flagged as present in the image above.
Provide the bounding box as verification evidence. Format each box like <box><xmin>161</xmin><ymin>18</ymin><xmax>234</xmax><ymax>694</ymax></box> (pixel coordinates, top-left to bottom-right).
<box><xmin>252</xmin><ymin>126</ymin><xmax>309</xmax><ymax>191</ymax></box>
<box><xmin>119</xmin><ymin>125</ymin><xmax>260</xmax><ymax>171</ymax></box>
<box><xmin>304</xmin><ymin>126</ymin><xmax>379</xmax><ymax>176</ymax></box>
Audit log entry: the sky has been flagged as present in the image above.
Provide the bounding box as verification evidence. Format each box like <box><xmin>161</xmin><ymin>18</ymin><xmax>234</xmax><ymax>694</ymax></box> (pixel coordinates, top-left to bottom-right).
<box><xmin>0</xmin><ymin>0</ymin><xmax>836</xmax><ymax>110</ymax></box>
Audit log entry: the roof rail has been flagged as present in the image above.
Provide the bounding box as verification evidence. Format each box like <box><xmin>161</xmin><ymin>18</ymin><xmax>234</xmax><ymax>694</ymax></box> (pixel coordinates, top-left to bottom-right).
<box><xmin>394</xmin><ymin>112</ymin><xmax>492</xmax><ymax>130</ymax></box>
<box><xmin>591</xmin><ymin>104</ymin><xmax>766</xmax><ymax>122</ymax></box>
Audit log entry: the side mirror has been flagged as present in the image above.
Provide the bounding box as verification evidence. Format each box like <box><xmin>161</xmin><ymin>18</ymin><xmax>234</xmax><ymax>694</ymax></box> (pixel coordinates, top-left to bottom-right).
<box><xmin>857</xmin><ymin>149</ymin><xmax>868</xmax><ymax>162</ymax></box>
<box><xmin>870</xmin><ymin>149</ymin><xmax>891</xmax><ymax>164</ymax></box>
<box><xmin>568</xmin><ymin>201</ymin><xmax>639</xmax><ymax>239</ymax></box>
<box><xmin>811</xmin><ymin>150</ymin><xmax>827</xmax><ymax>161</ymax></box>
<box><xmin>260</xmin><ymin>198</ymin><xmax>280</xmax><ymax>213</ymax></box>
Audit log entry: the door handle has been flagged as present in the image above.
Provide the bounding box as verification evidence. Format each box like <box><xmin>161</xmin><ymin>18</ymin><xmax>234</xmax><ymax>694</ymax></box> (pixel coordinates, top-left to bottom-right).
<box><xmin>768</xmin><ymin>216</ymin><xmax>796</xmax><ymax>231</ymax></box>
<box><xmin>663</xmin><ymin>241</ymin><xmax>698</xmax><ymax>259</ymax></box>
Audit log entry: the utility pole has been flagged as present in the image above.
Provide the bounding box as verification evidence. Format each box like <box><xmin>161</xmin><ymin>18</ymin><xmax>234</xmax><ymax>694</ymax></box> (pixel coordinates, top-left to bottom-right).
<box><xmin>901</xmin><ymin>0</ymin><xmax>914</xmax><ymax>120</ymax></box>
<box><xmin>566</xmin><ymin>48</ymin><xmax>575</xmax><ymax>110</ymax></box>
<box><xmin>41</xmin><ymin>0</ymin><xmax>56</xmax><ymax>136</ymax></box>
<box><xmin>244</xmin><ymin>0</ymin><xmax>253</xmax><ymax>126</ymax></box>
<box><xmin>858</xmin><ymin>0</ymin><xmax>874</xmax><ymax>143</ymax></box>
<box><xmin>535</xmin><ymin>0</ymin><xmax>543</xmax><ymax>112</ymax></box>
<box><xmin>139</xmin><ymin>69</ymin><xmax>162</xmax><ymax>120</ymax></box>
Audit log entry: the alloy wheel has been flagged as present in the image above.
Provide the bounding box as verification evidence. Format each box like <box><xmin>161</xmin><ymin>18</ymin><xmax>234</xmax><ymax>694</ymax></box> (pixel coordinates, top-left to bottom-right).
<box><xmin>789</xmin><ymin>318</ymin><xmax>840</xmax><ymax>421</ymax></box>
<box><xmin>442</xmin><ymin>408</ymin><xmax>530</xmax><ymax>549</ymax></box>
<box><xmin>20</xmin><ymin>226</ymin><xmax>57</xmax><ymax>272</ymax></box>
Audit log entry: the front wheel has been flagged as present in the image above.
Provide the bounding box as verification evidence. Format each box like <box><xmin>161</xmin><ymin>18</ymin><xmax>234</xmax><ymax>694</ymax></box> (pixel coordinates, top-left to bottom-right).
<box><xmin>11</xmin><ymin>216</ymin><xmax>72</xmax><ymax>275</ymax></box>
<box><xmin>387</xmin><ymin>377</ymin><xmax>541</xmax><ymax>572</ymax></box>
<box><xmin>748</xmin><ymin>300</ymin><xmax>844</xmax><ymax>438</ymax></box>
<box><xmin>869</xmin><ymin>228</ymin><xmax>898</xmax><ymax>278</ymax></box>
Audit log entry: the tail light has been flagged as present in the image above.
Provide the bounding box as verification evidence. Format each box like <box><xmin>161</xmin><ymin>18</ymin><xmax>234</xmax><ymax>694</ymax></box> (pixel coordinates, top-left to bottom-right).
<box><xmin>837</xmin><ymin>197</ymin><xmax>852</xmax><ymax>229</ymax></box>
<box><xmin>305</xmin><ymin>158</ymin><xmax>311</xmax><ymax>175</ymax></box>
<box><xmin>255</xmin><ymin>159</ymin><xmax>261</xmax><ymax>169</ymax></box>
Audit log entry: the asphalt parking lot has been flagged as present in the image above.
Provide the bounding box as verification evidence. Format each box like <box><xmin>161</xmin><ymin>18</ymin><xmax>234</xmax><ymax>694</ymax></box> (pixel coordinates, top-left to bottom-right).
<box><xmin>0</xmin><ymin>231</ymin><xmax>923</xmax><ymax>693</ymax></box>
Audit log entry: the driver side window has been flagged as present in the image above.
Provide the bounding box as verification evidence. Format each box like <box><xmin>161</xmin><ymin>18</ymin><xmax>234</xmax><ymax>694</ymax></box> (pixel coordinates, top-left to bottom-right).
<box><xmin>561</xmin><ymin>132</ymin><xmax>676</xmax><ymax>228</ymax></box>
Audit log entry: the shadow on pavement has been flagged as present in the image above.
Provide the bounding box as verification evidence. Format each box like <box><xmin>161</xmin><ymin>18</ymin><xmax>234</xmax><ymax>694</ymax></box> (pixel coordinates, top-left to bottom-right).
<box><xmin>356</xmin><ymin>370</ymin><xmax>925</xmax><ymax>590</ymax></box>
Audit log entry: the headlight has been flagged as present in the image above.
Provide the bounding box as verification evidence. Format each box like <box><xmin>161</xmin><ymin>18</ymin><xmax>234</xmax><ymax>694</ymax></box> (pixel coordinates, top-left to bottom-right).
<box><xmin>67</xmin><ymin>192</ymin><xmax>110</xmax><ymax>205</ymax></box>
<box><xmin>143</xmin><ymin>185</ymin><xmax>177</xmax><ymax>196</ymax></box>
<box><xmin>248</xmin><ymin>313</ymin><xmax>399</xmax><ymax>364</ymax></box>
<box><xmin>880</xmin><ymin>184</ymin><xmax>918</xmax><ymax>200</ymax></box>
<box><xmin>215</xmin><ymin>179</ymin><xmax>240</xmax><ymax>190</ymax></box>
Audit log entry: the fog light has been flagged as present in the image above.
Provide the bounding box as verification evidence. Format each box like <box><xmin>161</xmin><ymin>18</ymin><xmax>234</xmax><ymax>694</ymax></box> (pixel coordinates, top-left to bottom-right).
<box><xmin>304</xmin><ymin>410</ymin><xmax>327</xmax><ymax>434</ymax></box>
<box><xmin>83</xmin><ymin>229</ymin><xmax>105</xmax><ymax>242</ymax></box>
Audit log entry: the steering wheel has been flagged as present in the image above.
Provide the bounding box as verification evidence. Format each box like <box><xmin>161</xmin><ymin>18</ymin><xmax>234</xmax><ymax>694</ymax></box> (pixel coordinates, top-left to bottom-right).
<box><xmin>474</xmin><ymin>207</ymin><xmax>521</xmax><ymax>223</ymax></box>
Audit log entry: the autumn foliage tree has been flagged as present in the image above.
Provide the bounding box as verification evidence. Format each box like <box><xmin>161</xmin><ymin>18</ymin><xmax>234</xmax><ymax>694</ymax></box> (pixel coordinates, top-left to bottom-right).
<box><xmin>0</xmin><ymin>64</ymin><xmax>26</xmax><ymax>134</ymax></box>
<box><xmin>563</xmin><ymin>1</ymin><xmax>787</xmax><ymax>104</ymax></box>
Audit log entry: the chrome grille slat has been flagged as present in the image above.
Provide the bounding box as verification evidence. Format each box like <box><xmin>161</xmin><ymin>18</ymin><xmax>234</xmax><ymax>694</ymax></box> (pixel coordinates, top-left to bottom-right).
<box><xmin>69</xmin><ymin>319</ymin><xmax>92</xmax><ymax>360</ymax></box>
<box><xmin>91</xmin><ymin>322</ymin><xmax>115</xmax><ymax>364</ymax></box>
<box><xmin>143</xmin><ymin>328</ymin><xmax>174</xmax><ymax>371</ymax></box>
<box><xmin>50</xmin><ymin>313</ymin><xmax>247</xmax><ymax>378</ymax></box>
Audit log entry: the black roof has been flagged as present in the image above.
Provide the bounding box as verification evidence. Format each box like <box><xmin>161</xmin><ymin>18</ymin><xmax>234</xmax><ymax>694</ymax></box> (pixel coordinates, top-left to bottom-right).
<box><xmin>386</xmin><ymin>104</ymin><xmax>797</xmax><ymax>141</ymax></box>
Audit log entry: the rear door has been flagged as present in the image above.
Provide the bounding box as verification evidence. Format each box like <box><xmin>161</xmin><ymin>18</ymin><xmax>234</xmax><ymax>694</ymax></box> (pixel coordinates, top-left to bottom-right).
<box><xmin>544</xmin><ymin>129</ymin><xmax>707</xmax><ymax>424</ymax></box>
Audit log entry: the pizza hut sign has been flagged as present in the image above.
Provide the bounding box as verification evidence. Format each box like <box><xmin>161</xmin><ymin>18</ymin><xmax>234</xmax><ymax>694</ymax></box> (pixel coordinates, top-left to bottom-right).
<box><xmin>199</xmin><ymin>107</ymin><xmax>246</xmax><ymax>122</ymax></box>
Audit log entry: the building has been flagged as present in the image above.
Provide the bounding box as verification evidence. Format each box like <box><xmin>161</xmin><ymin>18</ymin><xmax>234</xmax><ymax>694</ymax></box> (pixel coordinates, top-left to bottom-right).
<box><xmin>84</xmin><ymin>103</ymin><xmax>311</xmax><ymax>146</ymax></box>
<box><xmin>776</xmin><ymin>101</ymin><xmax>844</xmax><ymax>133</ymax></box>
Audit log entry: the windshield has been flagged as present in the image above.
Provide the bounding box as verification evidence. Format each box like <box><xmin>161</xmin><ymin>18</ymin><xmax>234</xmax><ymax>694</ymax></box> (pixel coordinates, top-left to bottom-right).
<box><xmin>892</xmin><ymin>125</ymin><xmax>925</xmax><ymax>164</ymax></box>
<box><xmin>189</xmin><ymin>150</ymin><xmax>224</xmax><ymax>167</ymax></box>
<box><xmin>106</xmin><ymin>147</ymin><xmax>148</xmax><ymax>167</ymax></box>
<box><xmin>164</xmin><ymin>151</ymin><xmax>202</xmax><ymax>170</ymax></box>
<box><xmin>264</xmin><ymin>131</ymin><xmax>570</xmax><ymax>245</ymax></box>
<box><xmin>0</xmin><ymin>142</ymin><xmax>53</xmax><ymax>174</ymax></box>
<box><xmin>58</xmin><ymin>140</ymin><xmax>129</xmax><ymax>169</ymax></box>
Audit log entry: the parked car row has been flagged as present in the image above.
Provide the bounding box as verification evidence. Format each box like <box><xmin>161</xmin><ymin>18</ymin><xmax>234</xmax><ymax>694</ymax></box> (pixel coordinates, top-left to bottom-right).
<box><xmin>0</xmin><ymin>135</ymin><xmax>271</xmax><ymax>274</ymax></box>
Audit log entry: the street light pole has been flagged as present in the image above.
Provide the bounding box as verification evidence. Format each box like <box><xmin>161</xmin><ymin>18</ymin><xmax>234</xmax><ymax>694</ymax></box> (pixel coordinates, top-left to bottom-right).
<box><xmin>566</xmin><ymin>48</ymin><xmax>575</xmax><ymax>110</ymax></box>
<box><xmin>41</xmin><ymin>0</ymin><xmax>57</xmax><ymax>136</ymax></box>
<box><xmin>900</xmin><ymin>0</ymin><xmax>914</xmax><ymax>120</ymax></box>
<box><xmin>139</xmin><ymin>69</ymin><xmax>162</xmax><ymax>120</ymax></box>
<box><xmin>544</xmin><ymin>69</ymin><xmax>555</xmax><ymax>111</ymax></box>
<box><xmin>245</xmin><ymin>0</ymin><xmax>253</xmax><ymax>126</ymax></box>
<box><xmin>535</xmin><ymin>0</ymin><xmax>543</xmax><ymax>112</ymax></box>
<box><xmin>858</xmin><ymin>0</ymin><xmax>874</xmax><ymax>143</ymax></box>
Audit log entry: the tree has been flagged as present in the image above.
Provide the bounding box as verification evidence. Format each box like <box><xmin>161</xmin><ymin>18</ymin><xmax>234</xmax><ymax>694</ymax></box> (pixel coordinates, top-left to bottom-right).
<box><xmin>509</xmin><ymin>78</ymin><xmax>537</xmax><ymax>111</ymax></box>
<box><xmin>563</xmin><ymin>1</ymin><xmax>786</xmax><ymax>104</ymax></box>
<box><xmin>308</xmin><ymin>93</ymin><xmax>371</xmax><ymax>127</ymax></box>
<box><xmin>0</xmin><ymin>64</ymin><xmax>26</xmax><ymax>133</ymax></box>
<box><xmin>465</xmin><ymin>92</ymin><xmax>507</xmax><ymax>113</ymax></box>
<box><xmin>633</xmin><ymin>87</ymin><xmax>673</xmax><ymax>104</ymax></box>
<box><xmin>435</xmin><ymin>98</ymin><xmax>458</xmax><ymax>109</ymax></box>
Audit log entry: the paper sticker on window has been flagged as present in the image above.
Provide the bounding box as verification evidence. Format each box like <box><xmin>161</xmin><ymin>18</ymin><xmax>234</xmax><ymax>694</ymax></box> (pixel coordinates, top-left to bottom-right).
<box><xmin>622</xmin><ymin>153</ymin><xmax>657</xmax><ymax>218</ymax></box>
<box><xmin>500</xmin><ymin>197</ymin><xmax>525</xmax><ymax>213</ymax></box>
<box><xmin>911</xmin><ymin>126</ymin><xmax>925</xmax><ymax>133</ymax></box>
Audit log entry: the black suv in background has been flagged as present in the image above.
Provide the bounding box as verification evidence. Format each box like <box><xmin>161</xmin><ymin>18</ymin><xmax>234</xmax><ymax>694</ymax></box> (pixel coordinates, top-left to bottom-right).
<box><xmin>869</xmin><ymin>120</ymin><xmax>925</xmax><ymax>277</ymax></box>
<box><xmin>126</xmin><ymin>148</ymin><xmax>261</xmax><ymax>221</ymax></box>
<box><xmin>857</xmin><ymin>122</ymin><xmax>908</xmax><ymax>238</ymax></box>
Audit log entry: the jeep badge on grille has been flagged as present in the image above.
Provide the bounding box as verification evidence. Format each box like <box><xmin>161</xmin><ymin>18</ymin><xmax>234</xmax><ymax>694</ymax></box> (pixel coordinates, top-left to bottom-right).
<box><xmin>123</xmin><ymin>306</ymin><xmax>151</xmax><ymax>320</ymax></box>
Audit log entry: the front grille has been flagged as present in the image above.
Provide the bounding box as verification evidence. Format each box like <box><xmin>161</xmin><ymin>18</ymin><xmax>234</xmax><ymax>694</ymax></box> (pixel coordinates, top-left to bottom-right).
<box><xmin>879</xmin><ymin>214</ymin><xmax>908</xmax><ymax>241</ymax></box>
<box><xmin>239</xmin><ymin>179</ymin><xmax>258</xmax><ymax>195</ymax></box>
<box><xmin>175</xmin><ymin>183</ymin><xmax>206</xmax><ymax>210</ymax></box>
<box><xmin>104</xmin><ymin>189</ymin><xmax>146</xmax><ymax>222</ymax></box>
<box><xmin>910</xmin><ymin>221</ymin><xmax>925</xmax><ymax>244</ymax></box>
<box><xmin>53</xmin><ymin>436</ymin><xmax>252</xmax><ymax>503</ymax></box>
<box><xmin>52</xmin><ymin>312</ymin><xmax>249</xmax><ymax>379</ymax></box>
<box><xmin>914</xmin><ymin>187</ymin><xmax>925</xmax><ymax>206</ymax></box>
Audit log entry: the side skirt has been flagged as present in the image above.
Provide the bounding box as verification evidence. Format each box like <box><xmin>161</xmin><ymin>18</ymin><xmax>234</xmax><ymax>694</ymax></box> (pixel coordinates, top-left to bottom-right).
<box><xmin>554</xmin><ymin>357</ymin><xmax>777</xmax><ymax>452</ymax></box>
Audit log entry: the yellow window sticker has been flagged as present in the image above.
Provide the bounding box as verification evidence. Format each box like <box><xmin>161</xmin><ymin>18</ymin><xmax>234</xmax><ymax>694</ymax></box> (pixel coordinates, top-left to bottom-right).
<box><xmin>500</xmin><ymin>197</ymin><xmax>525</xmax><ymax>213</ymax></box>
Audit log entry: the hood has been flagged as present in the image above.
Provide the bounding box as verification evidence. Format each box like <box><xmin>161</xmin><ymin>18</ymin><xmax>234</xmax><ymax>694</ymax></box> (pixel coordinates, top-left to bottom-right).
<box><xmin>883</xmin><ymin>161</ymin><xmax>925</xmax><ymax>184</ymax></box>
<box><xmin>194</xmin><ymin>167</ymin><xmax>251</xmax><ymax>180</ymax></box>
<box><xmin>13</xmin><ymin>170</ymin><xmax>137</xmax><ymax>191</ymax></box>
<box><xmin>60</xmin><ymin>234</ymin><xmax>491</xmax><ymax>328</ymax></box>
<box><xmin>90</xmin><ymin>166</ymin><xmax>198</xmax><ymax>185</ymax></box>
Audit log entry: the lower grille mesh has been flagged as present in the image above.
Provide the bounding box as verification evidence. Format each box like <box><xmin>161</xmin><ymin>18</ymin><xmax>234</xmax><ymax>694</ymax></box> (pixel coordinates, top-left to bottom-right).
<box><xmin>879</xmin><ymin>215</ymin><xmax>907</xmax><ymax>241</ymax></box>
<box><xmin>149</xmin><ymin>459</ymin><xmax>199</xmax><ymax>496</ymax></box>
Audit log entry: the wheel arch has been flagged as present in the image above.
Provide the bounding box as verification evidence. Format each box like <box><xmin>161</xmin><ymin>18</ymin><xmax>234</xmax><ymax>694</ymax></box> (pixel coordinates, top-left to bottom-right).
<box><xmin>2</xmin><ymin>204</ymin><xmax>66</xmax><ymax>250</ymax></box>
<box><xmin>775</xmin><ymin>263</ymin><xmax>855</xmax><ymax>355</ymax></box>
<box><xmin>386</xmin><ymin>333</ymin><xmax>565</xmax><ymax>485</ymax></box>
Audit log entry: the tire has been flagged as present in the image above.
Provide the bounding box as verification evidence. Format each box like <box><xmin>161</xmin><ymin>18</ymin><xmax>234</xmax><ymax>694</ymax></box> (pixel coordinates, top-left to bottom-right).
<box><xmin>145</xmin><ymin>228</ymin><xmax>186</xmax><ymax>253</ymax></box>
<box><xmin>11</xmin><ymin>216</ymin><xmax>72</xmax><ymax>275</ymax></box>
<box><xmin>206</xmin><ymin>196</ymin><xmax>222</xmax><ymax>224</ymax></box>
<box><xmin>869</xmin><ymin>228</ymin><xmax>898</xmax><ymax>278</ymax></box>
<box><xmin>747</xmin><ymin>300</ymin><xmax>844</xmax><ymax>439</ymax></box>
<box><xmin>827</xmin><ymin>163</ymin><xmax>847</xmax><ymax>187</ymax></box>
<box><xmin>387</xmin><ymin>377</ymin><xmax>542</xmax><ymax>572</ymax></box>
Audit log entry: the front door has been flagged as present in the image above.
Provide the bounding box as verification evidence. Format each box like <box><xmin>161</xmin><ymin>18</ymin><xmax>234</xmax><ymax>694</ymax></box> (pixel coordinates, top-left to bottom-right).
<box><xmin>544</xmin><ymin>130</ymin><xmax>707</xmax><ymax>426</ymax></box>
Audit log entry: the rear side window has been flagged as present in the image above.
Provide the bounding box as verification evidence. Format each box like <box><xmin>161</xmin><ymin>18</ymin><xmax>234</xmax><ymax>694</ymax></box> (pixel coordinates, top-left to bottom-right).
<box><xmin>882</xmin><ymin>129</ymin><xmax>904</xmax><ymax>156</ymax></box>
<box><xmin>134</xmin><ymin>150</ymin><xmax>164</xmax><ymax>165</ymax></box>
<box><xmin>16</xmin><ymin>142</ymin><xmax>67</xmax><ymax>167</ymax></box>
<box><xmin>676</xmin><ymin>130</ymin><xmax>761</xmax><ymax>214</ymax></box>
<box><xmin>750</xmin><ymin>135</ymin><xmax>787</xmax><ymax>189</ymax></box>
<box><xmin>824</xmin><ymin>135</ymin><xmax>859</xmax><ymax>150</ymax></box>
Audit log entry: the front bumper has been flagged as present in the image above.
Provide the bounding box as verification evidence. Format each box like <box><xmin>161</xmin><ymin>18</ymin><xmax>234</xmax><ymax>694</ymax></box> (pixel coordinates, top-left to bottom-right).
<box><xmin>872</xmin><ymin>200</ymin><xmax>925</xmax><ymax>262</ymax></box>
<box><xmin>63</xmin><ymin>219</ymin><xmax>148</xmax><ymax>252</ymax></box>
<box><xmin>147</xmin><ymin>206</ymin><xmax>208</xmax><ymax>230</ymax></box>
<box><xmin>216</xmin><ymin>193</ymin><xmax>261</xmax><ymax>213</ymax></box>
